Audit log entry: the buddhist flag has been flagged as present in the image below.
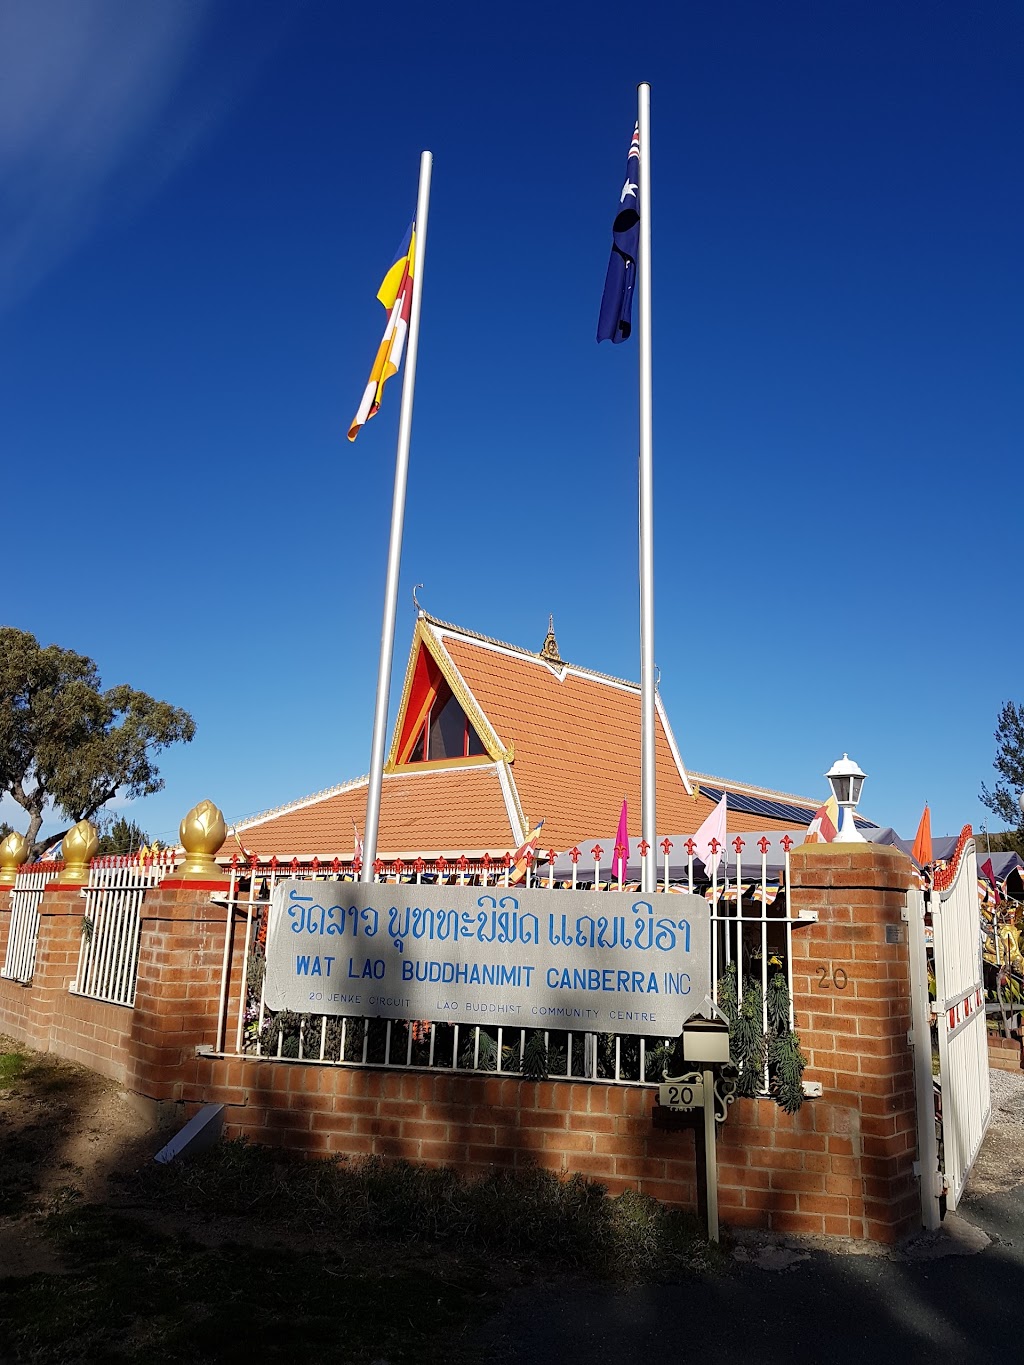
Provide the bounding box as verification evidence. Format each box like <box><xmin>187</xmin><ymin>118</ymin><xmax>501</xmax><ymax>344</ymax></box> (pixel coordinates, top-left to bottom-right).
<box><xmin>509</xmin><ymin>820</ymin><xmax>544</xmax><ymax>886</ymax></box>
<box><xmin>911</xmin><ymin>804</ymin><xmax>933</xmax><ymax>868</ymax></box>
<box><xmin>348</xmin><ymin>224</ymin><xmax>416</xmax><ymax>441</ymax></box>
<box><xmin>611</xmin><ymin>798</ymin><xmax>630</xmax><ymax>884</ymax></box>
<box><xmin>804</xmin><ymin>795</ymin><xmax>839</xmax><ymax>845</ymax></box>
<box><xmin>692</xmin><ymin>792</ymin><xmax>727</xmax><ymax>880</ymax></box>
<box><xmin>597</xmin><ymin>123</ymin><xmax>640</xmax><ymax>343</ymax></box>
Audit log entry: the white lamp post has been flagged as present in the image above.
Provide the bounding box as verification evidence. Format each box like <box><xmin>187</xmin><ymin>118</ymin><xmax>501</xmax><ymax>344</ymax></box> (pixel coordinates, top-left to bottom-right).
<box><xmin>826</xmin><ymin>753</ymin><xmax>867</xmax><ymax>843</ymax></box>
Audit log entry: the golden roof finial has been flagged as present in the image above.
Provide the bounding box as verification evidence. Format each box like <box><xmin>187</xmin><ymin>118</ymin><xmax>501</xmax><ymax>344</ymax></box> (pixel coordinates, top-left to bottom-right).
<box><xmin>540</xmin><ymin>615</ymin><xmax>562</xmax><ymax>664</ymax></box>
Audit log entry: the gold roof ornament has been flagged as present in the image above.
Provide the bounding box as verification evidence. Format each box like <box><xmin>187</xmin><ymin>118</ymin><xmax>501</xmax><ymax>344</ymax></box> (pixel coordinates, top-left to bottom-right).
<box><xmin>0</xmin><ymin>831</ymin><xmax>29</xmax><ymax>886</ymax></box>
<box><xmin>540</xmin><ymin>614</ymin><xmax>562</xmax><ymax>665</ymax></box>
<box><xmin>57</xmin><ymin>820</ymin><xmax>99</xmax><ymax>884</ymax></box>
<box><xmin>179</xmin><ymin>799</ymin><xmax>229</xmax><ymax>880</ymax></box>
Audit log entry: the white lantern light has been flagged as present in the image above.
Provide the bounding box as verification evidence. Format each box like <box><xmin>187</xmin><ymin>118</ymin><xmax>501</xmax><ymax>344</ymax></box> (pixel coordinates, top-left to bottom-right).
<box><xmin>825</xmin><ymin>753</ymin><xmax>867</xmax><ymax>843</ymax></box>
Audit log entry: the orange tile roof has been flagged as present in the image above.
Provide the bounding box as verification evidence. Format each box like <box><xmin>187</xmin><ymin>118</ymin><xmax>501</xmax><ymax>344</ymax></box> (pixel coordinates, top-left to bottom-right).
<box><xmin>231</xmin><ymin>615</ymin><xmax>820</xmax><ymax>858</ymax></box>
<box><xmin>432</xmin><ymin>623</ymin><xmax>812</xmax><ymax>847</ymax></box>
<box><xmin>234</xmin><ymin>763</ymin><xmax>516</xmax><ymax>858</ymax></box>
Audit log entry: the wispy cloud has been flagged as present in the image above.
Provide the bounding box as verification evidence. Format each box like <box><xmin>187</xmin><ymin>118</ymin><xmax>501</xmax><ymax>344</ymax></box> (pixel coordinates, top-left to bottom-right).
<box><xmin>0</xmin><ymin>1</ymin><xmax>212</xmax><ymax>309</ymax></box>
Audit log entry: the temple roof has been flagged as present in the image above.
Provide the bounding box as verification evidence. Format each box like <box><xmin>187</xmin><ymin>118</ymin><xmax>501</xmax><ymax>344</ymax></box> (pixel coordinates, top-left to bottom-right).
<box><xmin>231</xmin><ymin>613</ymin><xmax>822</xmax><ymax>858</ymax></box>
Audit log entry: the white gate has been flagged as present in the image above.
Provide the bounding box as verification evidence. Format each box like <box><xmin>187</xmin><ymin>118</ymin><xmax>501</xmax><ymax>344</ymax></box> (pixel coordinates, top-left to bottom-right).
<box><xmin>909</xmin><ymin>826</ymin><xmax>991</xmax><ymax>1225</ymax></box>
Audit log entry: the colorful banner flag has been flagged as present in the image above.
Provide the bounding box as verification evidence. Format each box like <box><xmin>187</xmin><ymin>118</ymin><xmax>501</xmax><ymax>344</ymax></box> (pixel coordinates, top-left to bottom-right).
<box><xmin>597</xmin><ymin>123</ymin><xmax>640</xmax><ymax>343</ymax></box>
<box><xmin>509</xmin><ymin>820</ymin><xmax>545</xmax><ymax>886</ymax></box>
<box><xmin>692</xmin><ymin>793</ymin><xmax>727</xmax><ymax>880</ymax></box>
<box><xmin>911</xmin><ymin>804</ymin><xmax>933</xmax><ymax>867</ymax></box>
<box><xmin>611</xmin><ymin>798</ymin><xmax>630</xmax><ymax>885</ymax></box>
<box><xmin>804</xmin><ymin>795</ymin><xmax>839</xmax><ymax>845</ymax></box>
<box><xmin>230</xmin><ymin>826</ymin><xmax>253</xmax><ymax>861</ymax></box>
<box><xmin>348</xmin><ymin>224</ymin><xmax>416</xmax><ymax>441</ymax></box>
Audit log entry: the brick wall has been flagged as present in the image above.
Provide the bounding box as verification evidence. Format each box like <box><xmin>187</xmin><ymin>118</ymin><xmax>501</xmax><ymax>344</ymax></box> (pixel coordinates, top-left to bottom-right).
<box><xmin>0</xmin><ymin>881</ymin><xmax>137</xmax><ymax>1082</ymax></box>
<box><xmin>0</xmin><ymin>887</ymin><xmax>37</xmax><ymax>1046</ymax></box>
<box><xmin>989</xmin><ymin>1032</ymin><xmax>1022</xmax><ymax>1072</ymax></box>
<box><xmin>0</xmin><ymin>845</ymin><xmax>926</xmax><ymax>1244</ymax></box>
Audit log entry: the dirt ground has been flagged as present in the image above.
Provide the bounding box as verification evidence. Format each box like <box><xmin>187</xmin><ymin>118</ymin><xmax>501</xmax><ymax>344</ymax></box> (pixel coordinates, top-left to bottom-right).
<box><xmin>0</xmin><ymin>1045</ymin><xmax>157</xmax><ymax>1278</ymax></box>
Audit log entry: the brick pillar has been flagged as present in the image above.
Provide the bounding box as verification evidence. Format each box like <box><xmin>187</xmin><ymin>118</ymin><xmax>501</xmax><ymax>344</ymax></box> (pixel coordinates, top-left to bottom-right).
<box><xmin>125</xmin><ymin>877</ymin><xmax>232</xmax><ymax>1104</ymax></box>
<box><xmin>0</xmin><ymin>885</ymin><xmax>11</xmax><ymax>966</ymax></box>
<box><xmin>789</xmin><ymin>841</ymin><xmax>919</xmax><ymax>1243</ymax></box>
<box><xmin>24</xmin><ymin>883</ymin><xmax>88</xmax><ymax>1052</ymax></box>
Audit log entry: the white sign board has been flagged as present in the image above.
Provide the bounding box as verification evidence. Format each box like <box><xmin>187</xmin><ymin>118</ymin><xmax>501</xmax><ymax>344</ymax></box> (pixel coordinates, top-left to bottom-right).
<box><xmin>263</xmin><ymin>881</ymin><xmax>710</xmax><ymax>1037</ymax></box>
<box><xmin>658</xmin><ymin>1079</ymin><xmax>706</xmax><ymax>1110</ymax></box>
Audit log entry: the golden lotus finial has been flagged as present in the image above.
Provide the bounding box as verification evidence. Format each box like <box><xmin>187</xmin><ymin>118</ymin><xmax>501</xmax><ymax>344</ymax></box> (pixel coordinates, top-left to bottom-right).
<box><xmin>57</xmin><ymin>819</ymin><xmax>99</xmax><ymax>884</ymax></box>
<box><xmin>179</xmin><ymin>799</ymin><xmax>228</xmax><ymax>880</ymax></box>
<box><xmin>0</xmin><ymin>831</ymin><xmax>29</xmax><ymax>886</ymax></box>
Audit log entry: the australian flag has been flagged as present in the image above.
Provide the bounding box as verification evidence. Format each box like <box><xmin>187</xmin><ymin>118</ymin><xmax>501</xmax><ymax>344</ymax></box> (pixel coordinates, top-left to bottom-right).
<box><xmin>597</xmin><ymin>123</ymin><xmax>640</xmax><ymax>343</ymax></box>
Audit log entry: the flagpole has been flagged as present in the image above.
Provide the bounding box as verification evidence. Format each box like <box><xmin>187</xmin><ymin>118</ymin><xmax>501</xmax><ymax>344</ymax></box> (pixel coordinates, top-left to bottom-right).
<box><xmin>637</xmin><ymin>83</ymin><xmax>656</xmax><ymax>893</ymax></box>
<box><xmin>361</xmin><ymin>149</ymin><xmax>433</xmax><ymax>883</ymax></box>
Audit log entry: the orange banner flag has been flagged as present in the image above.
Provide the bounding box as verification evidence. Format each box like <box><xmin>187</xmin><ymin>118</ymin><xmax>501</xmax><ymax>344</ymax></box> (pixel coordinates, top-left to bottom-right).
<box><xmin>911</xmin><ymin>804</ymin><xmax>933</xmax><ymax>867</ymax></box>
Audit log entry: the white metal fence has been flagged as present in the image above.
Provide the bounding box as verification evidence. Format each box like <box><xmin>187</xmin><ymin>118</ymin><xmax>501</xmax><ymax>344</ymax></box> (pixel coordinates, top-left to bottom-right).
<box><xmin>212</xmin><ymin>841</ymin><xmax>808</xmax><ymax>1088</ymax></box>
<box><xmin>1</xmin><ymin>862</ymin><xmax>62</xmax><ymax>983</ymax></box>
<box><xmin>71</xmin><ymin>851</ymin><xmax>178</xmax><ymax>1007</ymax></box>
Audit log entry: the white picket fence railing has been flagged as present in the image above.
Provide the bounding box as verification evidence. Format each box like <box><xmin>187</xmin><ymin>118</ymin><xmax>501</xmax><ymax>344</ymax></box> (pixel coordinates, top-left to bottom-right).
<box><xmin>1</xmin><ymin>863</ymin><xmax>61</xmax><ymax>983</ymax></box>
<box><xmin>71</xmin><ymin>852</ymin><xmax>178</xmax><ymax>1007</ymax></box>
<box><xmin>210</xmin><ymin>842</ymin><xmax>805</xmax><ymax>1089</ymax></box>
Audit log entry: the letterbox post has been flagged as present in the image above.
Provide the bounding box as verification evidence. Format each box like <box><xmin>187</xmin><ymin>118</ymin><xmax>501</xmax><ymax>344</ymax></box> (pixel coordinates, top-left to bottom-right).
<box><xmin>675</xmin><ymin>1013</ymin><xmax>733</xmax><ymax>1243</ymax></box>
<box><xmin>701</xmin><ymin>1063</ymin><xmax>718</xmax><ymax>1240</ymax></box>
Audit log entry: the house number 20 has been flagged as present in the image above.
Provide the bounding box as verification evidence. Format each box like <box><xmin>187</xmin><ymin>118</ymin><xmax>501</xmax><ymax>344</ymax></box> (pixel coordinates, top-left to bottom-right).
<box><xmin>815</xmin><ymin>963</ymin><xmax>848</xmax><ymax>990</ymax></box>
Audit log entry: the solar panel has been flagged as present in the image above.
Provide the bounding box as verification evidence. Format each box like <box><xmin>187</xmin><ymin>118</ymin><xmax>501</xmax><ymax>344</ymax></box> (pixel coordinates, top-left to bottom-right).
<box><xmin>699</xmin><ymin>785</ymin><xmax>877</xmax><ymax>829</ymax></box>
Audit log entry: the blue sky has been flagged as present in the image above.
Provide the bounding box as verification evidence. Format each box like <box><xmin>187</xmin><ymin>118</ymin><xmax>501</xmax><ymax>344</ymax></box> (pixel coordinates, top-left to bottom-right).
<box><xmin>1</xmin><ymin>0</ymin><xmax>1021</xmax><ymax>849</ymax></box>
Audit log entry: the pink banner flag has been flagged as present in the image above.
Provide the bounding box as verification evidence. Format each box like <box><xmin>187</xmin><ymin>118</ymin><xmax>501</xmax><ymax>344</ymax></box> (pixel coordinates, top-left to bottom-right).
<box><xmin>692</xmin><ymin>792</ymin><xmax>727</xmax><ymax>880</ymax></box>
<box><xmin>612</xmin><ymin>798</ymin><xmax>629</xmax><ymax>885</ymax></box>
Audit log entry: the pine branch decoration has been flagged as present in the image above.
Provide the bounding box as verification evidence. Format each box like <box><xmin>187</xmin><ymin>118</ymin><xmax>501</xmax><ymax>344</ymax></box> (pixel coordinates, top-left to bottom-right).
<box><xmin>769</xmin><ymin>1027</ymin><xmax>808</xmax><ymax>1113</ymax></box>
<box><xmin>521</xmin><ymin>1030</ymin><xmax>549</xmax><ymax>1080</ymax></box>
<box><xmin>734</xmin><ymin>977</ymin><xmax>767</xmax><ymax>1097</ymax></box>
<box><xmin>717</xmin><ymin>962</ymin><xmax>806</xmax><ymax>1111</ymax></box>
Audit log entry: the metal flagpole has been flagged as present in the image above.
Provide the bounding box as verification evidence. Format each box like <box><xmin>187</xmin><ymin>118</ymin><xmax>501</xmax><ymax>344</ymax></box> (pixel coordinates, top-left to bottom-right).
<box><xmin>361</xmin><ymin>149</ymin><xmax>433</xmax><ymax>883</ymax></box>
<box><xmin>637</xmin><ymin>83</ymin><xmax>656</xmax><ymax>893</ymax></box>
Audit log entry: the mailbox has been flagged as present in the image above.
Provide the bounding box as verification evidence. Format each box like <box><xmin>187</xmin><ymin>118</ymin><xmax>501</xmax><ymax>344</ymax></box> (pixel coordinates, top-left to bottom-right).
<box><xmin>682</xmin><ymin>1013</ymin><xmax>731</xmax><ymax>1064</ymax></box>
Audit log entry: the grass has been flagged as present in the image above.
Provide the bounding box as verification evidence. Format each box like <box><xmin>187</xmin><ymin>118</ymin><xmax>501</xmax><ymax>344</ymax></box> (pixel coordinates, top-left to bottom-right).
<box><xmin>137</xmin><ymin>1139</ymin><xmax>716</xmax><ymax>1279</ymax></box>
<box><xmin>0</xmin><ymin>1151</ymin><xmax>719</xmax><ymax>1363</ymax></box>
<box><xmin>0</xmin><ymin>1046</ymin><xmax>722</xmax><ymax>1365</ymax></box>
<box><xmin>0</xmin><ymin>1047</ymin><xmax>28</xmax><ymax>1087</ymax></box>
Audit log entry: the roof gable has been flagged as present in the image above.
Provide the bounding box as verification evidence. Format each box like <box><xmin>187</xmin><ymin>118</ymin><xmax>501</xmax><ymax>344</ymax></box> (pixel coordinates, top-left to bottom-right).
<box><xmin>386</xmin><ymin>618</ymin><xmax>511</xmax><ymax>771</ymax></box>
<box><xmin>421</xmin><ymin>616</ymin><xmax>697</xmax><ymax>848</ymax></box>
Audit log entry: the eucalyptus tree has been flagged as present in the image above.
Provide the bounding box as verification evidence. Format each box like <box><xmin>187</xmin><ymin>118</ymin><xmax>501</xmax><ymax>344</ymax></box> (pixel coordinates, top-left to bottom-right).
<box><xmin>0</xmin><ymin>627</ymin><xmax>195</xmax><ymax>859</ymax></box>
<box><xmin>980</xmin><ymin>700</ymin><xmax>1024</xmax><ymax>856</ymax></box>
